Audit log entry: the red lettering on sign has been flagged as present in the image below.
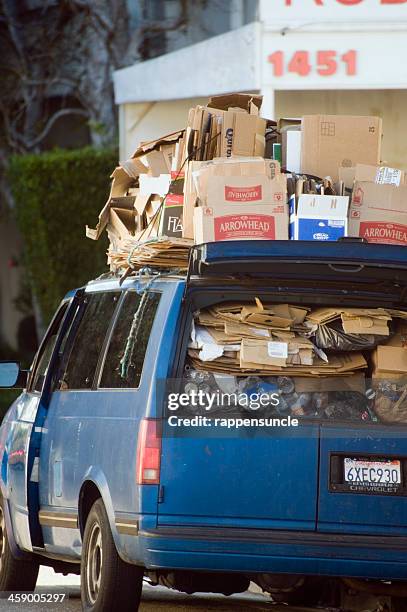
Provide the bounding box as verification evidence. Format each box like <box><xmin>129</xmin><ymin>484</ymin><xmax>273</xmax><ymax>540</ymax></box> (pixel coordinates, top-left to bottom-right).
<box><xmin>224</xmin><ymin>185</ymin><xmax>262</xmax><ymax>202</ymax></box>
<box><xmin>317</xmin><ymin>50</ymin><xmax>337</xmax><ymax>76</ymax></box>
<box><xmin>336</xmin><ymin>0</ymin><xmax>363</xmax><ymax>4</ymax></box>
<box><xmin>288</xmin><ymin>51</ymin><xmax>311</xmax><ymax>76</ymax></box>
<box><xmin>268</xmin><ymin>51</ymin><xmax>284</xmax><ymax>76</ymax></box>
<box><xmin>268</xmin><ymin>50</ymin><xmax>357</xmax><ymax>77</ymax></box>
<box><xmin>381</xmin><ymin>0</ymin><xmax>407</xmax><ymax>4</ymax></box>
<box><xmin>285</xmin><ymin>0</ymin><xmax>323</xmax><ymax>4</ymax></box>
<box><xmin>342</xmin><ymin>50</ymin><xmax>357</xmax><ymax>75</ymax></box>
<box><xmin>214</xmin><ymin>215</ymin><xmax>276</xmax><ymax>241</ymax></box>
<box><xmin>359</xmin><ymin>222</ymin><xmax>407</xmax><ymax>245</ymax></box>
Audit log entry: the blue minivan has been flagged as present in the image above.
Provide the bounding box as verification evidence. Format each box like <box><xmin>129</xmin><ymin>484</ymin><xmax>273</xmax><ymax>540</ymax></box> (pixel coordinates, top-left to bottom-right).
<box><xmin>1</xmin><ymin>240</ymin><xmax>407</xmax><ymax>611</ymax></box>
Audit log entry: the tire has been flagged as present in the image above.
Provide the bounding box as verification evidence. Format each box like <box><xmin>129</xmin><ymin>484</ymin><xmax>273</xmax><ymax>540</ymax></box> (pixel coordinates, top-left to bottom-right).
<box><xmin>392</xmin><ymin>597</ymin><xmax>407</xmax><ymax>612</ymax></box>
<box><xmin>81</xmin><ymin>499</ymin><xmax>143</xmax><ymax>611</ymax></box>
<box><xmin>272</xmin><ymin>576</ymin><xmax>329</xmax><ymax>606</ymax></box>
<box><xmin>0</xmin><ymin>498</ymin><xmax>39</xmax><ymax>592</ymax></box>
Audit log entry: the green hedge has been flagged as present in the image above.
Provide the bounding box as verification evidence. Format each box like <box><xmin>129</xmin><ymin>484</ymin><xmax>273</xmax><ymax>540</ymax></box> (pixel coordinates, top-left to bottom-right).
<box><xmin>9</xmin><ymin>147</ymin><xmax>116</xmax><ymax>323</ymax></box>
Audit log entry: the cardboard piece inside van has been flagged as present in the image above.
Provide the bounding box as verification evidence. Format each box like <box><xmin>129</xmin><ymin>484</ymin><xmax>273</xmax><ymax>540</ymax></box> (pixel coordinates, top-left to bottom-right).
<box><xmin>189</xmin><ymin>351</ymin><xmax>367</xmax><ymax>376</ymax></box>
<box><xmin>372</xmin><ymin>322</ymin><xmax>407</xmax><ymax>375</ymax></box>
<box><xmin>307</xmin><ymin>307</ymin><xmax>391</xmax><ymax>335</ymax></box>
<box><xmin>294</xmin><ymin>373</ymin><xmax>366</xmax><ymax>394</ymax></box>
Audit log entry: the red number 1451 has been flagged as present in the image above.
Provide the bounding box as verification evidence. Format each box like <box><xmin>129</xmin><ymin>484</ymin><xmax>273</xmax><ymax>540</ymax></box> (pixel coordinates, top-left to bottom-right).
<box><xmin>268</xmin><ymin>50</ymin><xmax>357</xmax><ymax>77</ymax></box>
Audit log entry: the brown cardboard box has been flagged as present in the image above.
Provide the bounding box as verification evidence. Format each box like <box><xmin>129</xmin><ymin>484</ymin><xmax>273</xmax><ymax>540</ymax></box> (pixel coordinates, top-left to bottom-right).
<box><xmin>349</xmin><ymin>180</ymin><xmax>407</xmax><ymax>245</ymax></box>
<box><xmin>194</xmin><ymin>158</ymin><xmax>280</xmax><ymax>201</ymax></box>
<box><xmin>203</xmin><ymin>174</ymin><xmax>287</xmax><ymax>209</ymax></box>
<box><xmin>301</xmin><ymin>115</ymin><xmax>382</xmax><ymax>182</ymax></box>
<box><xmin>188</xmin><ymin>101</ymin><xmax>267</xmax><ymax>160</ymax></box>
<box><xmin>372</xmin><ymin>346</ymin><xmax>407</xmax><ymax>375</ymax></box>
<box><xmin>194</xmin><ymin>203</ymin><xmax>288</xmax><ymax>243</ymax></box>
<box><xmin>206</xmin><ymin>107</ymin><xmax>266</xmax><ymax>158</ymax></box>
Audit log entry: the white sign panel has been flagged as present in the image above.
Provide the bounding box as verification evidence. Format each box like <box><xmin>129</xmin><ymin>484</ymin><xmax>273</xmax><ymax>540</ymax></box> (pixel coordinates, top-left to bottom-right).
<box><xmin>262</xmin><ymin>30</ymin><xmax>407</xmax><ymax>88</ymax></box>
<box><xmin>260</xmin><ymin>0</ymin><xmax>407</xmax><ymax>24</ymax></box>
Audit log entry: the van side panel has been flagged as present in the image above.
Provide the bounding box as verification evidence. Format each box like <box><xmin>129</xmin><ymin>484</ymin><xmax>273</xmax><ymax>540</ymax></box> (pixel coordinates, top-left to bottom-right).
<box><xmin>38</xmin><ymin>280</ymin><xmax>185</xmax><ymax>562</ymax></box>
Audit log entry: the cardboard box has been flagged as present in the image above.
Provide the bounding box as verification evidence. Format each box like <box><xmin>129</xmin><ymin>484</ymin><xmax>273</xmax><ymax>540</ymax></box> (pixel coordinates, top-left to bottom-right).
<box><xmin>188</xmin><ymin>100</ymin><xmax>267</xmax><ymax>160</ymax></box>
<box><xmin>203</xmin><ymin>174</ymin><xmax>287</xmax><ymax>208</ymax></box>
<box><xmin>194</xmin><ymin>203</ymin><xmax>288</xmax><ymax>243</ymax></box>
<box><xmin>159</xmin><ymin>194</ymin><xmax>183</xmax><ymax>237</ymax></box>
<box><xmin>372</xmin><ymin>346</ymin><xmax>407</xmax><ymax>375</ymax></box>
<box><xmin>301</xmin><ymin>115</ymin><xmax>382</xmax><ymax>182</ymax></box>
<box><xmin>349</xmin><ymin>180</ymin><xmax>407</xmax><ymax>245</ymax></box>
<box><xmin>290</xmin><ymin>194</ymin><xmax>349</xmax><ymax>241</ymax></box>
<box><xmin>278</xmin><ymin>118</ymin><xmax>302</xmax><ymax>173</ymax></box>
<box><xmin>195</xmin><ymin>158</ymin><xmax>280</xmax><ymax>198</ymax></box>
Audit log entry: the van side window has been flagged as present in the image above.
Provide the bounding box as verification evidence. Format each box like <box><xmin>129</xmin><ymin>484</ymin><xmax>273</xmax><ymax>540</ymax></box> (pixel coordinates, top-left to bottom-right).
<box><xmin>31</xmin><ymin>302</ymin><xmax>69</xmax><ymax>393</ymax></box>
<box><xmin>60</xmin><ymin>292</ymin><xmax>119</xmax><ymax>390</ymax></box>
<box><xmin>99</xmin><ymin>291</ymin><xmax>161</xmax><ymax>389</ymax></box>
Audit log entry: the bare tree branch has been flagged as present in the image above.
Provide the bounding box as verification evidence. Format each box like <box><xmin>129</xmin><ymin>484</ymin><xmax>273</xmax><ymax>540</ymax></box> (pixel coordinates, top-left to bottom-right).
<box><xmin>22</xmin><ymin>108</ymin><xmax>89</xmax><ymax>149</ymax></box>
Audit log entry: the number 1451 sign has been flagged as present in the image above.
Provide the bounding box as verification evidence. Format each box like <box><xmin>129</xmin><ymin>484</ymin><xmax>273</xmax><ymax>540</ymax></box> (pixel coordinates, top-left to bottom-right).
<box><xmin>268</xmin><ymin>50</ymin><xmax>357</xmax><ymax>77</ymax></box>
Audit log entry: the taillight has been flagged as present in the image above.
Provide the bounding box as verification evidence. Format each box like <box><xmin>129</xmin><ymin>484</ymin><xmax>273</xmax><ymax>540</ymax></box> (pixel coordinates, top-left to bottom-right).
<box><xmin>136</xmin><ymin>419</ymin><xmax>162</xmax><ymax>484</ymax></box>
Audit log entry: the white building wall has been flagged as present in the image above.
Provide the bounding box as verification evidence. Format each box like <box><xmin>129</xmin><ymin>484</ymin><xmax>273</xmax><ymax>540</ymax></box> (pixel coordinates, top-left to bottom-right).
<box><xmin>275</xmin><ymin>89</ymin><xmax>407</xmax><ymax>168</ymax></box>
<box><xmin>119</xmin><ymin>98</ymin><xmax>206</xmax><ymax>161</ymax></box>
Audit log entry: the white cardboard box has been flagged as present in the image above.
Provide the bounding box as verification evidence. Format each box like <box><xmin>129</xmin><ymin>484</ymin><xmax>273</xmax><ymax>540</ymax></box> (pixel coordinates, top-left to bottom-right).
<box><xmin>290</xmin><ymin>194</ymin><xmax>349</xmax><ymax>241</ymax></box>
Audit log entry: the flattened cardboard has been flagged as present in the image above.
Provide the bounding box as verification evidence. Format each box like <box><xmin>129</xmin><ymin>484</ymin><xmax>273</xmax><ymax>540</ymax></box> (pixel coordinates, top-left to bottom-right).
<box><xmin>373</xmin><ymin>346</ymin><xmax>407</xmax><ymax>374</ymax></box>
<box><xmin>131</xmin><ymin>130</ymin><xmax>184</xmax><ymax>159</ymax></box>
<box><xmin>86</xmin><ymin>166</ymin><xmax>135</xmax><ymax>241</ymax></box>
<box><xmin>301</xmin><ymin>115</ymin><xmax>382</xmax><ymax>182</ymax></box>
<box><xmin>240</xmin><ymin>338</ymin><xmax>287</xmax><ymax>368</ymax></box>
<box><xmin>139</xmin><ymin>174</ymin><xmax>171</xmax><ymax>197</ymax></box>
<box><xmin>109</xmin><ymin>208</ymin><xmax>137</xmax><ymax>240</ymax></box>
<box><xmin>294</xmin><ymin>373</ymin><xmax>366</xmax><ymax>394</ymax></box>
<box><xmin>207</xmin><ymin>93</ymin><xmax>262</xmax><ymax>115</ymax></box>
<box><xmin>341</xmin><ymin>314</ymin><xmax>389</xmax><ymax>335</ymax></box>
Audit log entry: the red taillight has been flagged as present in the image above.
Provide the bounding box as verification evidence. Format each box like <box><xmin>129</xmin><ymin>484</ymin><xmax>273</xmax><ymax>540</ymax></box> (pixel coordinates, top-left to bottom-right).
<box><xmin>136</xmin><ymin>419</ymin><xmax>162</xmax><ymax>484</ymax></box>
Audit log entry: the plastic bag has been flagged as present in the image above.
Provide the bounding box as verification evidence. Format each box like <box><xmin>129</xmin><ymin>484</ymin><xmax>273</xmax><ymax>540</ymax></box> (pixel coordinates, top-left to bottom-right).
<box><xmin>374</xmin><ymin>381</ymin><xmax>407</xmax><ymax>424</ymax></box>
<box><xmin>314</xmin><ymin>318</ymin><xmax>393</xmax><ymax>352</ymax></box>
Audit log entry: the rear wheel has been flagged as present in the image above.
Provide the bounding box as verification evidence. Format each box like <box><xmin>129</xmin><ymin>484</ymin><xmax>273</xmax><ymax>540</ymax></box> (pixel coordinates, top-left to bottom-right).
<box><xmin>392</xmin><ymin>597</ymin><xmax>407</xmax><ymax>612</ymax></box>
<box><xmin>81</xmin><ymin>499</ymin><xmax>143</xmax><ymax>611</ymax></box>
<box><xmin>0</xmin><ymin>498</ymin><xmax>39</xmax><ymax>592</ymax></box>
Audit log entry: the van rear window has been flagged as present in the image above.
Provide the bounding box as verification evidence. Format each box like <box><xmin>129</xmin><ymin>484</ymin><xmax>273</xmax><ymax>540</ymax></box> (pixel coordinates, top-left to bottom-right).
<box><xmin>99</xmin><ymin>291</ymin><xmax>161</xmax><ymax>389</ymax></box>
<box><xmin>183</xmin><ymin>299</ymin><xmax>407</xmax><ymax>425</ymax></box>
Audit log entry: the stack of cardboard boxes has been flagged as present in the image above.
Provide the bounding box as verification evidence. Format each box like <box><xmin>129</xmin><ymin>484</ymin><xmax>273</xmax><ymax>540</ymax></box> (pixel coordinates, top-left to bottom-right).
<box><xmin>86</xmin><ymin>92</ymin><xmax>407</xmax><ymax>274</ymax></box>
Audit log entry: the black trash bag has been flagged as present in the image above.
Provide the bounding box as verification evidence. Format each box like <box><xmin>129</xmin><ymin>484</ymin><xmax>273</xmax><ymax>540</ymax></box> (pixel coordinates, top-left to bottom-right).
<box><xmin>314</xmin><ymin>318</ymin><xmax>394</xmax><ymax>352</ymax></box>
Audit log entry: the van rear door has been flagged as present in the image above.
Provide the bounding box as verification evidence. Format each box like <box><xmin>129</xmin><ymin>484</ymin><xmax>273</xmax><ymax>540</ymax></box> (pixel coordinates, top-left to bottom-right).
<box><xmin>158</xmin><ymin>241</ymin><xmax>407</xmax><ymax>533</ymax></box>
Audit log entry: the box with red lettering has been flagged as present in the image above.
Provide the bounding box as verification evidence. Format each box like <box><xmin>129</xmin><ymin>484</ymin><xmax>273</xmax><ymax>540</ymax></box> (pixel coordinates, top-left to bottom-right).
<box><xmin>192</xmin><ymin>158</ymin><xmax>288</xmax><ymax>243</ymax></box>
<box><xmin>348</xmin><ymin>165</ymin><xmax>407</xmax><ymax>246</ymax></box>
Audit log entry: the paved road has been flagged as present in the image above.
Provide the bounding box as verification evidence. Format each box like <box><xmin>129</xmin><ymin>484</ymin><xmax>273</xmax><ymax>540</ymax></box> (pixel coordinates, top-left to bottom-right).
<box><xmin>0</xmin><ymin>568</ymin><xmax>278</xmax><ymax>612</ymax></box>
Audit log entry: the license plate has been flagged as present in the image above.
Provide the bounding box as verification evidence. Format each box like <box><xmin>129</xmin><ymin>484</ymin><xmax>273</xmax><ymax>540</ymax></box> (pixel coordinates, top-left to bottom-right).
<box><xmin>344</xmin><ymin>457</ymin><xmax>402</xmax><ymax>493</ymax></box>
